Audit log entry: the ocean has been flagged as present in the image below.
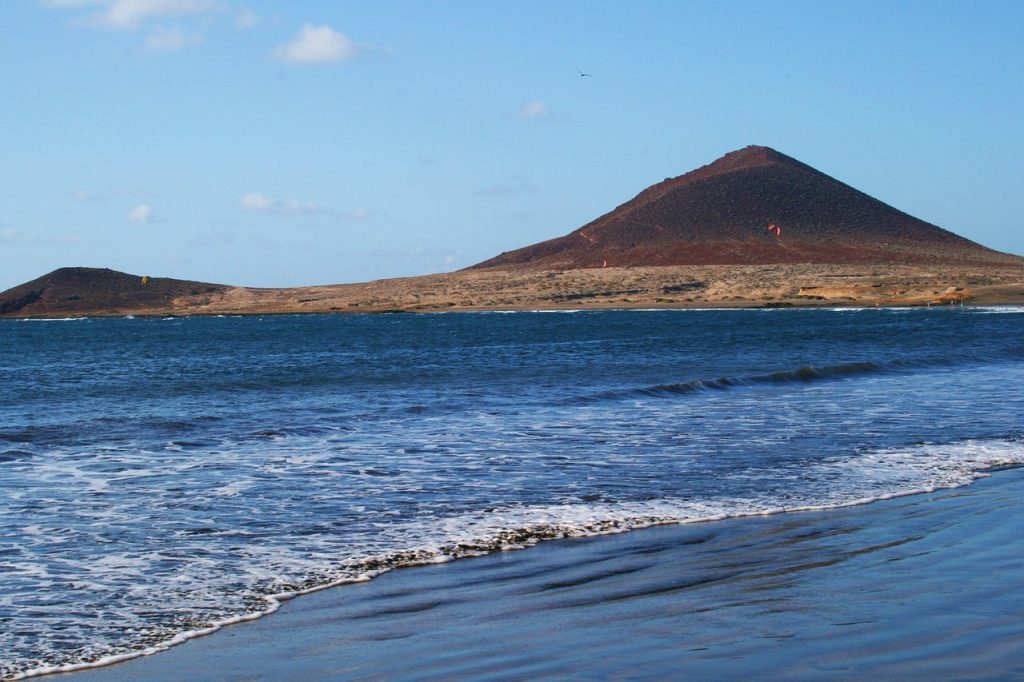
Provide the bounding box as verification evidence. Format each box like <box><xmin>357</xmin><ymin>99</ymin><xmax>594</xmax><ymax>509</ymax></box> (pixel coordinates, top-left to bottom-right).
<box><xmin>2</xmin><ymin>307</ymin><xmax>1023</xmax><ymax>679</ymax></box>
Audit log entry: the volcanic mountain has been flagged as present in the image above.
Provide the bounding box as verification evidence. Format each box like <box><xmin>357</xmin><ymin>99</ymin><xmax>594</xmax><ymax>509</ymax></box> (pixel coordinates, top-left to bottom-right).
<box><xmin>471</xmin><ymin>146</ymin><xmax>1020</xmax><ymax>269</ymax></box>
<box><xmin>0</xmin><ymin>267</ymin><xmax>228</xmax><ymax>317</ymax></box>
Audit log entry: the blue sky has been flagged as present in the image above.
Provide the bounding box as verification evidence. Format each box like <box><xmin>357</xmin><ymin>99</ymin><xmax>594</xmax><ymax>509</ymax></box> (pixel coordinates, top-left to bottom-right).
<box><xmin>2</xmin><ymin>1</ymin><xmax>1022</xmax><ymax>290</ymax></box>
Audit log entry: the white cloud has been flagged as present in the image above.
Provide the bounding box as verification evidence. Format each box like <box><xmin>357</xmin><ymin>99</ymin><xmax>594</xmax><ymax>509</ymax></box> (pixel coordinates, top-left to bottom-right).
<box><xmin>280</xmin><ymin>198</ymin><xmax>320</xmax><ymax>214</ymax></box>
<box><xmin>144</xmin><ymin>25</ymin><xmax>197</xmax><ymax>51</ymax></box>
<box><xmin>500</xmin><ymin>210</ymin><xmax>535</xmax><ymax>223</ymax></box>
<box><xmin>273</xmin><ymin>23</ymin><xmax>356</xmax><ymax>63</ymax></box>
<box><xmin>43</xmin><ymin>0</ymin><xmax>222</xmax><ymax>30</ymax></box>
<box><xmin>1</xmin><ymin>226</ymin><xmax>82</xmax><ymax>244</ymax></box>
<box><xmin>234</xmin><ymin>4</ymin><xmax>258</xmax><ymax>30</ymax></box>
<box><xmin>519</xmin><ymin>101</ymin><xmax>549</xmax><ymax>120</ymax></box>
<box><xmin>239</xmin><ymin>192</ymin><xmax>274</xmax><ymax>211</ymax></box>
<box><xmin>41</xmin><ymin>0</ymin><xmax>105</xmax><ymax>7</ymax></box>
<box><xmin>238</xmin><ymin>193</ymin><xmax>372</xmax><ymax>220</ymax></box>
<box><xmin>128</xmin><ymin>204</ymin><xmax>153</xmax><ymax>224</ymax></box>
<box><xmin>341</xmin><ymin>207</ymin><xmax>373</xmax><ymax>220</ymax></box>
<box><xmin>474</xmin><ymin>176</ymin><xmax>536</xmax><ymax>197</ymax></box>
<box><xmin>238</xmin><ymin>192</ymin><xmax>319</xmax><ymax>215</ymax></box>
<box><xmin>70</xmin><ymin>186</ymin><xmax>152</xmax><ymax>202</ymax></box>
<box><xmin>102</xmin><ymin>0</ymin><xmax>219</xmax><ymax>30</ymax></box>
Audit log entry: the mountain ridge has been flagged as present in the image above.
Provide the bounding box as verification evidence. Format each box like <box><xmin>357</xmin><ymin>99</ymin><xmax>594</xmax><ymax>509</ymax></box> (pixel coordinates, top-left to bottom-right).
<box><xmin>3</xmin><ymin>147</ymin><xmax>1023</xmax><ymax>317</ymax></box>
<box><xmin>470</xmin><ymin>145</ymin><xmax>1018</xmax><ymax>270</ymax></box>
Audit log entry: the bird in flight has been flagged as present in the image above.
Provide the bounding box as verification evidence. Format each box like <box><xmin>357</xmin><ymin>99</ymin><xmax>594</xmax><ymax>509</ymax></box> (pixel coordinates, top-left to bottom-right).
<box><xmin>577</xmin><ymin>68</ymin><xmax>593</xmax><ymax>77</ymax></box>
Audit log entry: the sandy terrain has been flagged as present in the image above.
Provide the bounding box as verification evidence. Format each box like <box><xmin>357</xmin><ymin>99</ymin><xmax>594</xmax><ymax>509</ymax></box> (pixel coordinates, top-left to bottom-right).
<box><xmin>138</xmin><ymin>263</ymin><xmax>1024</xmax><ymax>316</ymax></box>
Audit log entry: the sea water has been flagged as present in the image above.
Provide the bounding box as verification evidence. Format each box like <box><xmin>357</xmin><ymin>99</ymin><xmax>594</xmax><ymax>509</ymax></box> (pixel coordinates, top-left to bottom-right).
<box><xmin>1</xmin><ymin>308</ymin><xmax>1022</xmax><ymax>678</ymax></box>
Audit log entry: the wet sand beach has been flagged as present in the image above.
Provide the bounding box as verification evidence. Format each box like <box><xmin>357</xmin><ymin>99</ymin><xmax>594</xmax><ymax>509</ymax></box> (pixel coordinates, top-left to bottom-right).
<box><xmin>59</xmin><ymin>467</ymin><xmax>1024</xmax><ymax>681</ymax></box>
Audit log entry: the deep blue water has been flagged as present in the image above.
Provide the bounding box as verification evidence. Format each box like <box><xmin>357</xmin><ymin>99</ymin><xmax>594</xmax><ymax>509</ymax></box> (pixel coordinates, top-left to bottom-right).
<box><xmin>1</xmin><ymin>308</ymin><xmax>1023</xmax><ymax>677</ymax></box>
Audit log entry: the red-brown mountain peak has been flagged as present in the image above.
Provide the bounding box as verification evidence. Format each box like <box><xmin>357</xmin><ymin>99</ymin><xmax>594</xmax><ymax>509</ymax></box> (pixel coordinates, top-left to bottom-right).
<box><xmin>624</xmin><ymin>145</ymin><xmax>796</xmax><ymax>210</ymax></box>
<box><xmin>470</xmin><ymin>146</ymin><xmax>1021</xmax><ymax>270</ymax></box>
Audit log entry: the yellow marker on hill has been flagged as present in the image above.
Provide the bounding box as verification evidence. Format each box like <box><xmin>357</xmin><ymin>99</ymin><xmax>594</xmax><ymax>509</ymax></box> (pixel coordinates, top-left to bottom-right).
<box><xmin>141</xmin><ymin>275</ymin><xmax>150</xmax><ymax>286</ymax></box>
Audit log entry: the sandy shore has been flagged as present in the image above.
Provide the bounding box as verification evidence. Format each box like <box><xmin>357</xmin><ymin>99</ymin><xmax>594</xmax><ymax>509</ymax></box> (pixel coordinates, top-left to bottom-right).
<box><xmin>55</xmin><ymin>467</ymin><xmax>1024</xmax><ymax>681</ymax></box>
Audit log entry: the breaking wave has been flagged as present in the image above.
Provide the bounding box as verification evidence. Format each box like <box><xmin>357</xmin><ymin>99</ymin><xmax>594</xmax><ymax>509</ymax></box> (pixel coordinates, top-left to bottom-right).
<box><xmin>578</xmin><ymin>358</ymin><xmax>957</xmax><ymax>404</ymax></box>
<box><xmin>13</xmin><ymin>436</ymin><xmax>1023</xmax><ymax>680</ymax></box>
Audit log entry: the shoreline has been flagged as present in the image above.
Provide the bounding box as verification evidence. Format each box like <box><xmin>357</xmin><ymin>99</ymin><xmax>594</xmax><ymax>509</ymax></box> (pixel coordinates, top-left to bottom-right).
<box><xmin>4</xmin><ymin>263</ymin><xmax>1024</xmax><ymax>319</ymax></box>
<box><xmin>6</xmin><ymin>299</ymin><xmax>1024</xmax><ymax>321</ymax></box>
<box><xmin>6</xmin><ymin>302</ymin><xmax>1024</xmax><ymax>323</ymax></box>
<box><xmin>32</xmin><ymin>465</ymin><xmax>1024</xmax><ymax>681</ymax></box>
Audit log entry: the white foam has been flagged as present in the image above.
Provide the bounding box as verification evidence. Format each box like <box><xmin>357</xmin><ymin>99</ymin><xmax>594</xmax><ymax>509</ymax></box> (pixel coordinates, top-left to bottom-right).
<box><xmin>532</xmin><ymin>309</ymin><xmax>584</xmax><ymax>313</ymax></box>
<box><xmin>18</xmin><ymin>317</ymin><xmax>87</xmax><ymax>322</ymax></box>
<box><xmin>969</xmin><ymin>306</ymin><xmax>1024</xmax><ymax>314</ymax></box>
<box><xmin>12</xmin><ymin>439</ymin><xmax>1022</xmax><ymax>680</ymax></box>
<box><xmin>12</xmin><ymin>574</ymin><xmax>374</xmax><ymax>680</ymax></box>
<box><xmin>7</xmin><ymin>426</ymin><xmax>1021</xmax><ymax>680</ymax></box>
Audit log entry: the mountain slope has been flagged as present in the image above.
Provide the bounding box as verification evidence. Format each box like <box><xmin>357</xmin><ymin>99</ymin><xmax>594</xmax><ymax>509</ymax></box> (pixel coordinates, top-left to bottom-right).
<box><xmin>471</xmin><ymin>146</ymin><xmax>1020</xmax><ymax>269</ymax></box>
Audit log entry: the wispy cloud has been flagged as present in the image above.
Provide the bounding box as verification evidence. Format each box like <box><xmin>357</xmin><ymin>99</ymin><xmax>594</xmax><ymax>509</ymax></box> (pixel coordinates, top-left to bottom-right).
<box><xmin>127</xmin><ymin>203</ymin><xmax>153</xmax><ymax>224</ymax></box>
<box><xmin>272</xmin><ymin>23</ymin><xmax>356</xmax><ymax>63</ymax></box>
<box><xmin>474</xmin><ymin>176</ymin><xmax>536</xmax><ymax>198</ymax></box>
<box><xmin>239</xmin><ymin>192</ymin><xmax>319</xmax><ymax>215</ymax></box>
<box><xmin>341</xmin><ymin>207</ymin><xmax>373</xmax><ymax>220</ymax></box>
<box><xmin>0</xmin><ymin>227</ymin><xmax>21</xmax><ymax>243</ymax></box>
<box><xmin>238</xmin><ymin>192</ymin><xmax>275</xmax><ymax>211</ymax></box>
<box><xmin>518</xmin><ymin>100</ymin><xmax>550</xmax><ymax>120</ymax></box>
<box><xmin>144</xmin><ymin>24</ymin><xmax>198</xmax><ymax>51</ymax></box>
<box><xmin>42</xmin><ymin>0</ymin><xmax>228</xmax><ymax>54</ymax></box>
<box><xmin>43</xmin><ymin>4</ymin><xmax>381</xmax><ymax>61</ymax></box>
<box><xmin>237</xmin><ymin>192</ymin><xmax>373</xmax><ymax>220</ymax></box>
<box><xmin>71</xmin><ymin>186</ymin><xmax>153</xmax><ymax>202</ymax></box>
<box><xmin>43</xmin><ymin>0</ymin><xmax>223</xmax><ymax>30</ymax></box>
<box><xmin>234</xmin><ymin>3</ymin><xmax>258</xmax><ymax>30</ymax></box>
<box><xmin>40</xmin><ymin>0</ymin><xmax>106</xmax><ymax>7</ymax></box>
<box><xmin>499</xmin><ymin>210</ymin><xmax>535</xmax><ymax>223</ymax></box>
<box><xmin>1</xmin><ymin>226</ymin><xmax>82</xmax><ymax>244</ymax></box>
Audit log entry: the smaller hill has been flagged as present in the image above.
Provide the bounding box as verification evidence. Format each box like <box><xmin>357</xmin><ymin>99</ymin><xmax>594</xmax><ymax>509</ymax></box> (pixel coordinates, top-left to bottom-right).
<box><xmin>0</xmin><ymin>267</ymin><xmax>228</xmax><ymax>317</ymax></box>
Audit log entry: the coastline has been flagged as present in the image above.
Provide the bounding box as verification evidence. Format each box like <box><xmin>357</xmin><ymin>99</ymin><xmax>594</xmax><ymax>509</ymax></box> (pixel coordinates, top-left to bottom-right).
<box><xmin>47</xmin><ymin>467</ymin><xmax>1024</xmax><ymax>681</ymax></box>
<box><xmin>4</xmin><ymin>263</ymin><xmax>1024</xmax><ymax>318</ymax></box>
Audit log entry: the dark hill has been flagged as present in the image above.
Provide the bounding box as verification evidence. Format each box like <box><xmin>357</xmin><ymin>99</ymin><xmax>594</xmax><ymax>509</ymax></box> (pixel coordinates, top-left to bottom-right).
<box><xmin>0</xmin><ymin>267</ymin><xmax>228</xmax><ymax>317</ymax></box>
<box><xmin>471</xmin><ymin>146</ymin><xmax>1021</xmax><ymax>269</ymax></box>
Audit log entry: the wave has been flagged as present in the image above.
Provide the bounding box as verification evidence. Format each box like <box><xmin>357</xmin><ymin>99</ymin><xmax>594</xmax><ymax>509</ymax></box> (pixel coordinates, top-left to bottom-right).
<box><xmin>0</xmin><ymin>449</ymin><xmax>34</xmax><ymax>462</ymax></box>
<box><xmin>12</xmin><ymin>436</ymin><xmax>1023</xmax><ymax>680</ymax></box>
<box><xmin>578</xmin><ymin>358</ymin><xmax>952</xmax><ymax>404</ymax></box>
<box><xmin>16</xmin><ymin>317</ymin><xmax>87</xmax><ymax>322</ymax></box>
<box><xmin>968</xmin><ymin>306</ymin><xmax>1024</xmax><ymax>314</ymax></box>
